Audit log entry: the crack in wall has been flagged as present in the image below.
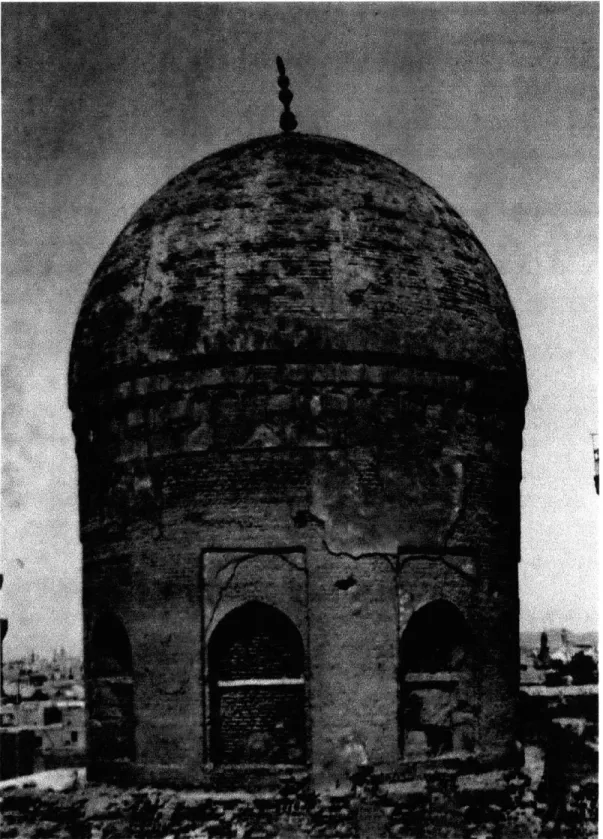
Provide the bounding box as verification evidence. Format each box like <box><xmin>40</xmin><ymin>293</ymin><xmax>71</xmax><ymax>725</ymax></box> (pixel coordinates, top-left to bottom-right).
<box><xmin>206</xmin><ymin>551</ymin><xmax>306</xmax><ymax>634</ymax></box>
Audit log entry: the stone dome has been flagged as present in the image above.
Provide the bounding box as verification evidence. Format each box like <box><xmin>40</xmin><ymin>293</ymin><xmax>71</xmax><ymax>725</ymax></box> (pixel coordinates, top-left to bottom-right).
<box><xmin>69</xmin><ymin>133</ymin><xmax>526</xmax><ymax>404</ymax></box>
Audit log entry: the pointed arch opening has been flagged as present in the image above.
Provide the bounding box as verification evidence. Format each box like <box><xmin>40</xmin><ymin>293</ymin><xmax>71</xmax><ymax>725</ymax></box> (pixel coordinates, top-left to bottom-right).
<box><xmin>209</xmin><ymin>601</ymin><xmax>306</xmax><ymax>765</ymax></box>
<box><xmin>88</xmin><ymin>612</ymin><xmax>135</xmax><ymax>762</ymax></box>
<box><xmin>399</xmin><ymin>599</ymin><xmax>476</xmax><ymax>760</ymax></box>
<box><xmin>90</xmin><ymin>611</ymin><xmax>132</xmax><ymax>676</ymax></box>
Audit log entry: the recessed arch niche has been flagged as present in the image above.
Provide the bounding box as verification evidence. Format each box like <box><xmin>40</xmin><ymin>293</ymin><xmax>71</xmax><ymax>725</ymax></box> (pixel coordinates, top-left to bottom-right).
<box><xmin>399</xmin><ymin>598</ymin><xmax>477</xmax><ymax>760</ymax></box>
<box><xmin>208</xmin><ymin>601</ymin><xmax>306</xmax><ymax>765</ymax></box>
<box><xmin>88</xmin><ymin>611</ymin><xmax>135</xmax><ymax>762</ymax></box>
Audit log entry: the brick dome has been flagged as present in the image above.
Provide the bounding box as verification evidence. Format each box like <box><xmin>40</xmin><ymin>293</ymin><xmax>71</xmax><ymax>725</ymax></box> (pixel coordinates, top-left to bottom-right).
<box><xmin>71</xmin><ymin>131</ymin><xmax>528</xmax><ymax>786</ymax></box>
<box><xmin>69</xmin><ymin>133</ymin><xmax>526</xmax><ymax>405</ymax></box>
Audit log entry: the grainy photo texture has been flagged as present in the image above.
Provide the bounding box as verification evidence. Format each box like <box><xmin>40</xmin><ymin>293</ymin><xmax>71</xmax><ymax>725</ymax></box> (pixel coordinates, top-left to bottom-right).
<box><xmin>0</xmin><ymin>3</ymin><xmax>598</xmax><ymax>838</ymax></box>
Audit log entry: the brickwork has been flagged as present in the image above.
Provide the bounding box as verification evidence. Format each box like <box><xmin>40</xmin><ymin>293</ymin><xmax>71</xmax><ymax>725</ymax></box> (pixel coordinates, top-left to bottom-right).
<box><xmin>214</xmin><ymin>686</ymin><xmax>306</xmax><ymax>765</ymax></box>
<box><xmin>68</xmin><ymin>135</ymin><xmax>525</xmax><ymax>397</ymax></box>
<box><xmin>69</xmin><ymin>134</ymin><xmax>527</xmax><ymax>788</ymax></box>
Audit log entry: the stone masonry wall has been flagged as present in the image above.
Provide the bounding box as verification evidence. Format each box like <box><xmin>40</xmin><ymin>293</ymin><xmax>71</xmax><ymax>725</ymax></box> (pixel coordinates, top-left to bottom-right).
<box><xmin>76</xmin><ymin>359</ymin><xmax>523</xmax><ymax>787</ymax></box>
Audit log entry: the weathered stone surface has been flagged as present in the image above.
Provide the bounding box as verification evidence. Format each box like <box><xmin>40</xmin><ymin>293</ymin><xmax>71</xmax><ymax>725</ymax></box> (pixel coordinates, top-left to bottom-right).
<box><xmin>69</xmin><ymin>132</ymin><xmax>527</xmax><ymax>788</ymax></box>
<box><xmin>1</xmin><ymin>771</ymin><xmax>597</xmax><ymax>839</ymax></box>
<box><xmin>69</xmin><ymin>133</ymin><xmax>526</xmax><ymax>402</ymax></box>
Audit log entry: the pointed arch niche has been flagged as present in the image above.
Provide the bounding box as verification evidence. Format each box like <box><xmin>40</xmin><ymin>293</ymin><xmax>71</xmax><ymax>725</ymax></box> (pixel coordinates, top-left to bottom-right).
<box><xmin>399</xmin><ymin>599</ymin><xmax>477</xmax><ymax>760</ymax></box>
<box><xmin>88</xmin><ymin>611</ymin><xmax>135</xmax><ymax>762</ymax></box>
<box><xmin>208</xmin><ymin>601</ymin><xmax>306</xmax><ymax>765</ymax></box>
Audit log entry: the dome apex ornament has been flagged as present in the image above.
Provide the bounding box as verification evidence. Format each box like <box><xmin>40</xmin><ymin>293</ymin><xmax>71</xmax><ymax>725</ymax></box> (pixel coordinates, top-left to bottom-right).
<box><xmin>276</xmin><ymin>56</ymin><xmax>298</xmax><ymax>133</ymax></box>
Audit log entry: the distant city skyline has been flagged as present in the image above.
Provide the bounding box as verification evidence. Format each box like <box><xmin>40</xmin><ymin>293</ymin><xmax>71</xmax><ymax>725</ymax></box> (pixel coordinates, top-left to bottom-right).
<box><xmin>2</xmin><ymin>3</ymin><xmax>598</xmax><ymax>657</ymax></box>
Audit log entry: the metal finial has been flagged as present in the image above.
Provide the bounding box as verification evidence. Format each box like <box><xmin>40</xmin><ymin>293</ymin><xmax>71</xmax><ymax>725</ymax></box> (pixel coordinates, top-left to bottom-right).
<box><xmin>276</xmin><ymin>56</ymin><xmax>297</xmax><ymax>133</ymax></box>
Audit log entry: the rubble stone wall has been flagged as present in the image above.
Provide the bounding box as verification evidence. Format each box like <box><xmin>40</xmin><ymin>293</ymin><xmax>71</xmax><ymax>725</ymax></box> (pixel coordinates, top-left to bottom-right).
<box><xmin>1</xmin><ymin>765</ymin><xmax>598</xmax><ymax>839</ymax></box>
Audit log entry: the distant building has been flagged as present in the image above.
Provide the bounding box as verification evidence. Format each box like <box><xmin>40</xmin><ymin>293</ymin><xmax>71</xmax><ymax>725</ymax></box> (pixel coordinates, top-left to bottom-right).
<box><xmin>1</xmin><ymin>650</ymin><xmax>86</xmax><ymax>779</ymax></box>
<box><xmin>0</xmin><ymin>699</ymin><xmax>86</xmax><ymax>774</ymax></box>
<box><xmin>2</xmin><ymin>654</ymin><xmax>83</xmax><ymax>695</ymax></box>
<box><xmin>525</xmin><ymin>630</ymin><xmax>598</xmax><ymax>687</ymax></box>
<box><xmin>0</xmin><ymin>575</ymin><xmax>7</xmax><ymax>702</ymax></box>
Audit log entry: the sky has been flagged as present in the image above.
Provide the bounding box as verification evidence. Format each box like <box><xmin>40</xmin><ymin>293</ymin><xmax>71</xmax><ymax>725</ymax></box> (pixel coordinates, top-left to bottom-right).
<box><xmin>1</xmin><ymin>2</ymin><xmax>598</xmax><ymax>658</ymax></box>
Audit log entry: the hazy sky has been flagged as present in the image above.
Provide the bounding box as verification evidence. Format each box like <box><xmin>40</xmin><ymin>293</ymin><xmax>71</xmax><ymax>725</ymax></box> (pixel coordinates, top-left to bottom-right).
<box><xmin>1</xmin><ymin>2</ymin><xmax>598</xmax><ymax>658</ymax></box>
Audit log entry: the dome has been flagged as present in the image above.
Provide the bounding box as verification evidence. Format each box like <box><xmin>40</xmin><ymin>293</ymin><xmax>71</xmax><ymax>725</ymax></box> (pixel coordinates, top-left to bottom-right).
<box><xmin>73</xmin><ymin>129</ymin><xmax>527</xmax><ymax>784</ymax></box>
<box><xmin>69</xmin><ymin>133</ymin><xmax>526</xmax><ymax>405</ymax></box>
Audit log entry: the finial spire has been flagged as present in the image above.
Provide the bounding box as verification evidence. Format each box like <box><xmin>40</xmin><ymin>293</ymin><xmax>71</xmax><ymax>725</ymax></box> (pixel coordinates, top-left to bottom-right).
<box><xmin>276</xmin><ymin>56</ymin><xmax>298</xmax><ymax>133</ymax></box>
